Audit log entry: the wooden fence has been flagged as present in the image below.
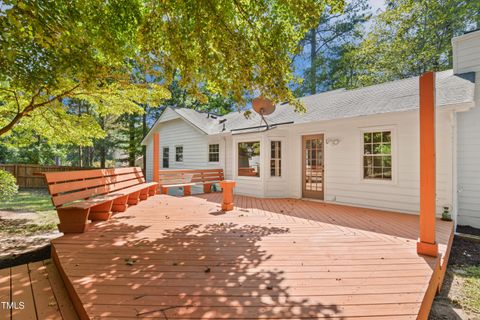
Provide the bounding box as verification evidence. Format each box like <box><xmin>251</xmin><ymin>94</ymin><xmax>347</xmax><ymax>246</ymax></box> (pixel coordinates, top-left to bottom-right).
<box><xmin>0</xmin><ymin>164</ymin><xmax>88</xmax><ymax>188</ymax></box>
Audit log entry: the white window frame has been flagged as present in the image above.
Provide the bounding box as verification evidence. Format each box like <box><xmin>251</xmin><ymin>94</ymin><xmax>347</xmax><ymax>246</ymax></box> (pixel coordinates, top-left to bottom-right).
<box><xmin>162</xmin><ymin>146</ymin><xmax>169</xmax><ymax>168</ymax></box>
<box><xmin>235</xmin><ymin>139</ymin><xmax>262</xmax><ymax>179</ymax></box>
<box><xmin>208</xmin><ymin>143</ymin><xmax>220</xmax><ymax>163</ymax></box>
<box><xmin>175</xmin><ymin>145</ymin><xmax>183</xmax><ymax>163</ymax></box>
<box><xmin>268</xmin><ymin>138</ymin><xmax>285</xmax><ymax>179</ymax></box>
<box><xmin>359</xmin><ymin>126</ymin><xmax>397</xmax><ymax>185</ymax></box>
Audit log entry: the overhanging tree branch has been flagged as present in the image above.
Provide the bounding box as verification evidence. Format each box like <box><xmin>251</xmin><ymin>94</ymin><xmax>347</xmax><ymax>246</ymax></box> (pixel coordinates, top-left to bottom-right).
<box><xmin>0</xmin><ymin>84</ymin><xmax>81</xmax><ymax>137</ymax></box>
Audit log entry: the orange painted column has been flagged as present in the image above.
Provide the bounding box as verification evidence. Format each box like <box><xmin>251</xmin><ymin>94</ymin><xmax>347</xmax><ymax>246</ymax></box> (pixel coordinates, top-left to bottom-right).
<box><xmin>152</xmin><ymin>133</ymin><xmax>160</xmax><ymax>193</ymax></box>
<box><xmin>417</xmin><ymin>72</ymin><xmax>438</xmax><ymax>257</ymax></box>
<box><xmin>219</xmin><ymin>180</ymin><xmax>236</xmax><ymax>211</ymax></box>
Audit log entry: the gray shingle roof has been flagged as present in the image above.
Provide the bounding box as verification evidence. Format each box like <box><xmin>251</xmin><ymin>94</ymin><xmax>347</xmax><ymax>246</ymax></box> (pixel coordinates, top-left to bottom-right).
<box><xmin>170</xmin><ymin>69</ymin><xmax>476</xmax><ymax>135</ymax></box>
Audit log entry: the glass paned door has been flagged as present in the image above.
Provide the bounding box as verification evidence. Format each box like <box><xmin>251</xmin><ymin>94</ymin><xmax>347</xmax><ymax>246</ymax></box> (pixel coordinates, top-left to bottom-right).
<box><xmin>302</xmin><ymin>134</ymin><xmax>324</xmax><ymax>199</ymax></box>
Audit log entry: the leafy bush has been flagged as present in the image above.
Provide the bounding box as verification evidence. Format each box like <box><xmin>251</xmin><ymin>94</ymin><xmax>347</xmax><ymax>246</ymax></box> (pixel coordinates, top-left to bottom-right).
<box><xmin>0</xmin><ymin>169</ymin><xmax>18</xmax><ymax>201</ymax></box>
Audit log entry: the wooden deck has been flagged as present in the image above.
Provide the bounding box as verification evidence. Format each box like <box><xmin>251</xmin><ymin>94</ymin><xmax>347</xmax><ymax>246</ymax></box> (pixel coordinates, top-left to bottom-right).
<box><xmin>0</xmin><ymin>260</ymin><xmax>78</xmax><ymax>320</ymax></box>
<box><xmin>48</xmin><ymin>194</ymin><xmax>451</xmax><ymax>319</ymax></box>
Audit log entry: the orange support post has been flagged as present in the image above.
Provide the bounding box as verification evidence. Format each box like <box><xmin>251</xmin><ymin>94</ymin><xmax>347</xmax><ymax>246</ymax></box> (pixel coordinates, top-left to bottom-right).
<box><xmin>417</xmin><ymin>72</ymin><xmax>438</xmax><ymax>257</ymax></box>
<box><xmin>219</xmin><ymin>180</ymin><xmax>236</xmax><ymax>211</ymax></box>
<box><xmin>153</xmin><ymin>133</ymin><xmax>160</xmax><ymax>193</ymax></box>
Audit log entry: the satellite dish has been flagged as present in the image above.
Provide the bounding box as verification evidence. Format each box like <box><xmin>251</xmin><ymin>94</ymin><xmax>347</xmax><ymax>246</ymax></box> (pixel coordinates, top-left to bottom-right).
<box><xmin>252</xmin><ymin>97</ymin><xmax>276</xmax><ymax>115</ymax></box>
<box><xmin>252</xmin><ymin>97</ymin><xmax>276</xmax><ymax>130</ymax></box>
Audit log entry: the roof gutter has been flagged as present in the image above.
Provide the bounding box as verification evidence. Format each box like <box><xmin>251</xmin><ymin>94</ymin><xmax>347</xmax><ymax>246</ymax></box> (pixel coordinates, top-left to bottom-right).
<box><xmin>443</xmin><ymin>101</ymin><xmax>475</xmax><ymax>113</ymax></box>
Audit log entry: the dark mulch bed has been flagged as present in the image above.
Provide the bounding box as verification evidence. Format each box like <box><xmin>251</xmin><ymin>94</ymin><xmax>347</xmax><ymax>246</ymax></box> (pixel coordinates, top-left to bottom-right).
<box><xmin>429</xmin><ymin>228</ymin><xmax>480</xmax><ymax>320</ymax></box>
<box><xmin>457</xmin><ymin>225</ymin><xmax>480</xmax><ymax>237</ymax></box>
<box><xmin>449</xmin><ymin>235</ymin><xmax>480</xmax><ymax>267</ymax></box>
<box><xmin>0</xmin><ymin>244</ymin><xmax>51</xmax><ymax>269</ymax></box>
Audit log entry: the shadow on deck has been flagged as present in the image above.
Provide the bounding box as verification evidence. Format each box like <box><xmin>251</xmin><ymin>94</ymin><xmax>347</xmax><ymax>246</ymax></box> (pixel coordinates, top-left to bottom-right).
<box><xmin>4</xmin><ymin>194</ymin><xmax>454</xmax><ymax>319</ymax></box>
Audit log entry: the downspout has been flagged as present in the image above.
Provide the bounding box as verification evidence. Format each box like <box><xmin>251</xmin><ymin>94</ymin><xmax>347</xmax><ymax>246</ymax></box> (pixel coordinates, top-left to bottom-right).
<box><xmin>153</xmin><ymin>133</ymin><xmax>160</xmax><ymax>186</ymax></box>
<box><xmin>451</xmin><ymin>111</ymin><xmax>458</xmax><ymax>231</ymax></box>
<box><xmin>223</xmin><ymin>136</ymin><xmax>227</xmax><ymax>179</ymax></box>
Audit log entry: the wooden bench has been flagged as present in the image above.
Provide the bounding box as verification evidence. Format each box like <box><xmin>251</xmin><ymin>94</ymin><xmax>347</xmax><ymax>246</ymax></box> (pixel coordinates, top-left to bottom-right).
<box><xmin>158</xmin><ymin>169</ymin><xmax>224</xmax><ymax>196</ymax></box>
<box><xmin>238</xmin><ymin>167</ymin><xmax>258</xmax><ymax>176</ymax></box>
<box><xmin>42</xmin><ymin>167</ymin><xmax>158</xmax><ymax>233</ymax></box>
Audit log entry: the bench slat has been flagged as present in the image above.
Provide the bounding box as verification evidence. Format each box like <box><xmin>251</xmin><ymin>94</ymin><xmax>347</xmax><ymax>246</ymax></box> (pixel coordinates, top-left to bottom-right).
<box><xmin>42</xmin><ymin>167</ymin><xmax>149</xmax><ymax>207</ymax></box>
<box><xmin>61</xmin><ymin>195</ymin><xmax>120</xmax><ymax>209</ymax></box>
<box><xmin>158</xmin><ymin>169</ymin><xmax>223</xmax><ymax>194</ymax></box>
<box><xmin>41</xmin><ymin>167</ymin><xmax>158</xmax><ymax>233</ymax></box>
<box><xmin>48</xmin><ymin>172</ymin><xmax>144</xmax><ymax>195</ymax></box>
<box><xmin>158</xmin><ymin>169</ymin><xmax>222</xmax><ymax>174</ymax></box>
<box><xmin>44</xmin><ymin>167</ymin><xmax>143</xmax><ymax>183</ymax></box>
<box><xmin>191</xmin><ymin>176</ymin><xmax>223</xmax><ymax>182</ymax></box>
<box><xmin>161</xmin><ymin>183</ymin><xmax>196</xmax><ymax>188</ymax></box>
<box><xmin>52</xmin><ymin>177</ymin><xmax>146</xmax><ymax>207</ymax></box>
<box><xmin>61</xmin><ymin>183</ymin><xmax>157</xmax><ymax>210</ymax></box>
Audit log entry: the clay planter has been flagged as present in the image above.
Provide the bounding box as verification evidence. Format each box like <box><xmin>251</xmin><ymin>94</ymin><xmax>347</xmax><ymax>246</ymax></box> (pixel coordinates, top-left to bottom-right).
<box><xmin>57</xmin><ymin>208</ymin><xmax>90</xmax><ymax>233</ymax></box>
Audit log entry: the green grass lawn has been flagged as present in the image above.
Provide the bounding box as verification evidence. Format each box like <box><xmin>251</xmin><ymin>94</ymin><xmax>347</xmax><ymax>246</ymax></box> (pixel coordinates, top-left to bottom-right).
<box><xmin>433</xmin><ymin>249</ymin><xmax>480</xmax><ymax>320</ymax></box>
<box><xmin>0</xmin><ymin>189</ymin><xmax>54</xmax><ymax>212</ymax></box>
<box><xmin>0</xmin><ymin>189</ymin><xmax>58</xmax><ymax>234</ymax></box>
<box><xmin>459</xmin><ymin>266</ymin><xmax>480</xmax><ymax>314</ymax></box>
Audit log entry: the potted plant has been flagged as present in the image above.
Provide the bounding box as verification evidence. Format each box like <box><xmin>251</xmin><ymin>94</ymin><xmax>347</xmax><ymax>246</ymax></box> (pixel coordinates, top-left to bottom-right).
<box><xmin>441</xmin><ymin>205</ymin><xmax>452</xmax><ymax>221</ymax></box>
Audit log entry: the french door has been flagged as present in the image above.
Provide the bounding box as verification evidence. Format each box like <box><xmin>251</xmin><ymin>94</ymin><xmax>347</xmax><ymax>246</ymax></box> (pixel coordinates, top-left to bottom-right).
<box><xmin>302</xmin><ymin>134</ymin><xmax>324</xmax><ymax>199</ymax></box>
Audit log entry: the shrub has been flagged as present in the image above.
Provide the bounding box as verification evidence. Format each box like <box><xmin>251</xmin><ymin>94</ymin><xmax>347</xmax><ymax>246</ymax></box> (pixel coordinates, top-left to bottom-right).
<box><xmin>0</xmin><ymin>169</ymin><xmax>19</xmax><ymax>201</ymax></box>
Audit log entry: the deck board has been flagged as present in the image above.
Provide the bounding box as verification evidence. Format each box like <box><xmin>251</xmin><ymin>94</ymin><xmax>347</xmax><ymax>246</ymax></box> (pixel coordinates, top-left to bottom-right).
<box><xmin>49</xmin><ymin>194</ymin><xmax>452</xmax><ymax>319</ymax></box>
<box><xmin>0</xmin><ymin>261</ymin><xmax>77</xmax><ymax>320</ymax></box>
<box><xmin>0</xmin><ymin>267</ymin><xmax>11</xmax><ymax>320</ymax></box>
<box><xmin>11</xmin><ymin>264</ymin><xmax>36</xmax><ymax>320</ymax></box>
<box><xmin>28</xmin><ymin>261</ymin><xmax>66</xmax><ymax>320</ymax></box>
<box><xmin>43</xmin><ymin>260</ymin><xmax>79</xmax><ymax>320</ymax></box>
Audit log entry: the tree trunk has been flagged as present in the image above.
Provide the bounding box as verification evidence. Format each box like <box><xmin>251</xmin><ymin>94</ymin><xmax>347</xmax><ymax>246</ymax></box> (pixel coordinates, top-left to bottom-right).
<box><xmin>88</xmin><ymin>147</ymin><xmax>93</xmax><ymax>167</ymax></box>
<box><xmin>78</xmin><ymin>102</ymin><xmax>83</xmax><ymax>167</ymax></box>
<box><xmin>34</xmin><ymin>136</ymin><xmax>41</xmax><ymax>164</ymax></box>
<box><xmin>78</xmin><ymin>147</ymin><xmax>83</xmax><ymax>167</ymax></box>
<box><xmin>100</xmin><ymin>147</ymin><xmax>106</xmax><ymax>168</ymax></box>
<box><xmin>129</xmin><ymin>114</ymin><xmax>136</xmax><ymax>167</ymax></box>
<box><xmin>310</xmin><ymin>28</ymin><xmax>317</xmax><ymax>95</ymax></box>
<box><xmin>142</xmin><ymin>106</ymin><xmax>147</xmax><ymax>174</ymax></box>
<box><xmin>99</xmin><ymin>116</ymin><xmax>107</xmax><ymax>168</ymax></box>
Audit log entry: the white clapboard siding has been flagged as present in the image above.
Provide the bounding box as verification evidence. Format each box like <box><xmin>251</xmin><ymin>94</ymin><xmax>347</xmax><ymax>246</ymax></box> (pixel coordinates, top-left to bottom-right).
<box><xmin>280</xmin><ymin>110</ymin><xmax>454</xmax><ymax>216</ymax></box>
<box><xmin>457</xmin><ymin>73</ymin><xmax>480</xmax><ymax>228</ymax></box>
<box><xmin>144</xmin><ymin>117</ymin><xmax>225</xmax><ymax>181</ymax></box>
<box><xmin>145</xmin><ymin>141</ymin><xmax>153</xmax><ymax>181</ymax></box>
<box><xmin>453</xmin><ymin>30</ymin><xmax>480</xmax><ymax>74</ymax></box>
<box><xmin>159</xmin><ymin>107</ymin><xmax>181</xmax><ymax>122</ymax></box>
<box><xmin>145</xmin><ymin>107</ymin><xmax>456</xmax><ymax>217</ymax></box>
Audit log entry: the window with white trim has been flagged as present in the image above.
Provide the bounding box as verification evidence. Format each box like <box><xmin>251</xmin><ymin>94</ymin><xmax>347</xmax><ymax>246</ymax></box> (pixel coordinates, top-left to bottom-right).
<box><xmin>238</xmin><ymin>141</ymin><xmax>260</xmax><ymax>177</ymax></box>
<box><xmin>270</xmin><ymin>141</ymin><xmax>281</xmax><ymax>177</ymax></box>
<box><xmin>208</xmin><ymin>144</ymin><xmax>220</xmax><ymax>162</ymax></box>
<box><xmin>162</xmin><ymin>147</ymin><xmax>169</xmax><ymax>168</ymax></box>
<box><xmin>363</xmin><ymin>131</ymin><xmax>392</xmax><ymax>180</ymax></box>
<box><xmin>175</xmin><ymin>146</ymin><xmax>183</xmax><ymax>162</ymax></box>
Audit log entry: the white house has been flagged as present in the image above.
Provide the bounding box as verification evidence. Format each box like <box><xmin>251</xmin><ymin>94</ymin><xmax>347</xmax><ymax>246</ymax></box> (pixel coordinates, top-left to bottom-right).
<box><xmin>142</xmin><ymin>30</ymin><xmax>480</xmax><ymax>228</ymax></box>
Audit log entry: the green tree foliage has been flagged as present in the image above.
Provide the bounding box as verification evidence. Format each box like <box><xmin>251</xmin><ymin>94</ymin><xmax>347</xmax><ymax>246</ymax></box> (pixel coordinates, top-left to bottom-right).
<box><xmin>141</xmin><ymin>0</ymin><xmax>344</xmax><ymax>111</ymax></box>
<box><xmin>0</xmin><ymin>169</ymin><xmax>18</xmax><ymax>201</ymax></box>
<box><xmin>165</xmin><ymin>78</ymin><xmax>236</xmax><ymax>116</ymax></box>
<box><xmin>294</xmin><ymin>0</ymin><xmax>370</xmax><ymax>95</ymax></box>
<box><xmin>349</xmin><ymin>0</ymin><xmax>480</xmax><ymax>87</ymax></box>
<box><xmin>0</xmin><ymin>0</ymin><xmax>168</xmax><ymax>144</ymax></box>
<box><xmin>115</xmin><ymin>113</ymin><xmax>144</xmax><ymax>167</ymax></box>
<box><xmin>0</xmin><ymin>140</ymin><xmax>66</xmax><ymax>165</ymax></box>
<box><xmin>1</xmin><ymin>0</ymin><xmax>345</xmax><ymax>148</ymax></box>
<box><xmin>319</xmin><ymin>42</ymin><xmax>366</xmax><ymax>89</ymax></box>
